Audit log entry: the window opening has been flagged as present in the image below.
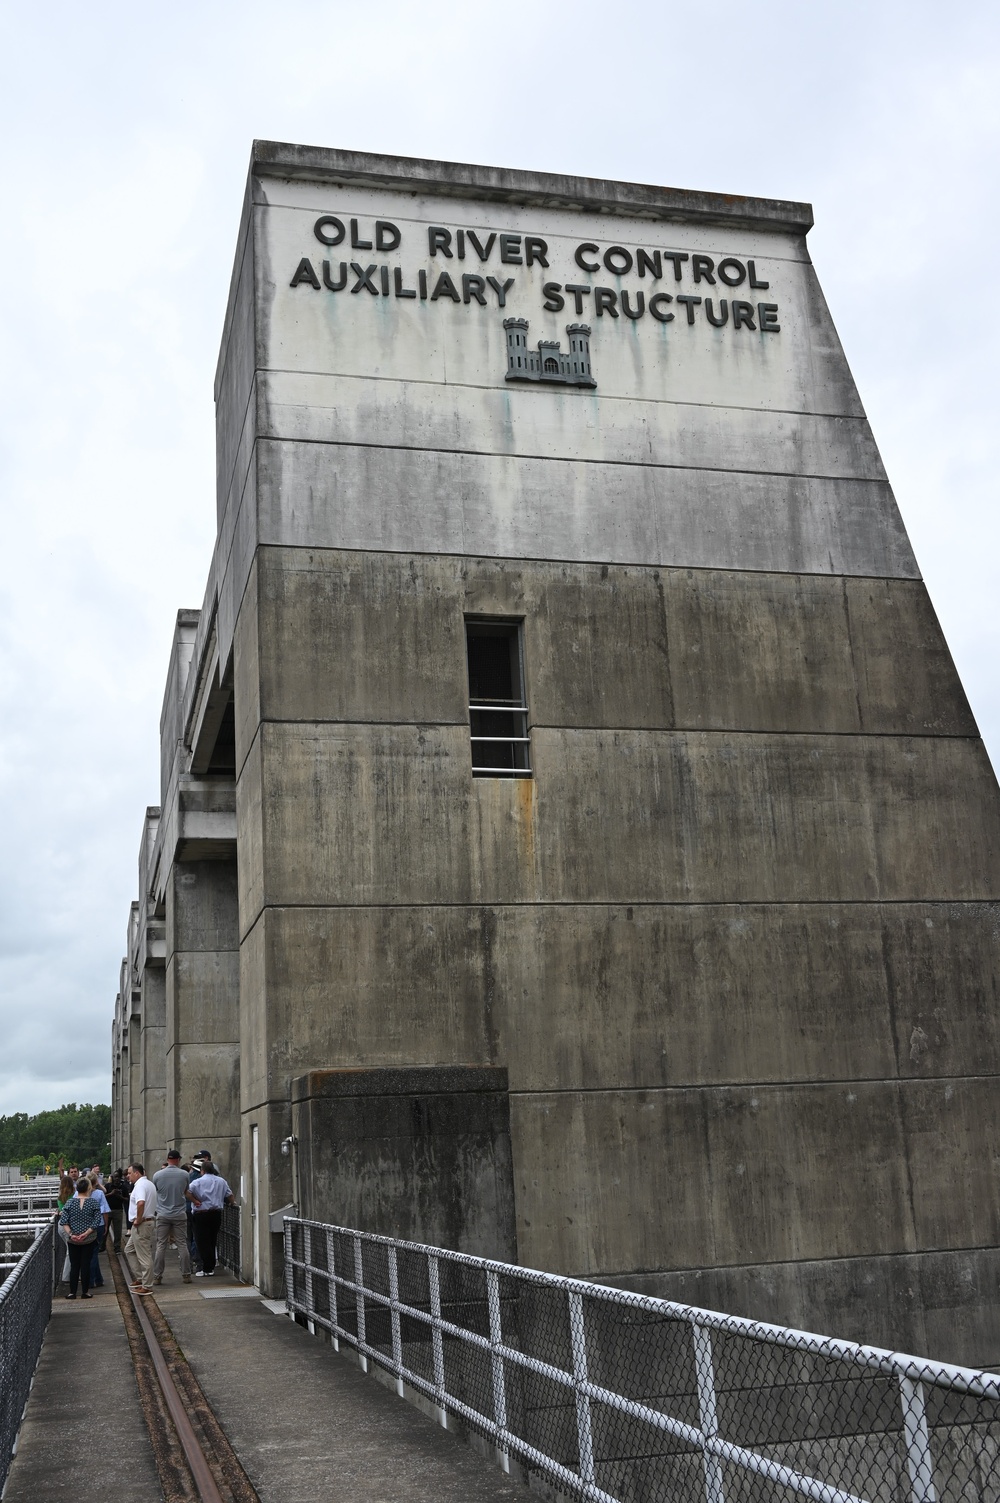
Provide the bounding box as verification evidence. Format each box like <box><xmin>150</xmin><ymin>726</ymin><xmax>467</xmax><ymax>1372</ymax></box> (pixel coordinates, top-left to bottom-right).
<box><xmin>466</xmin><ymin>620</ymin><xmax>531</xmax><ymax>777</ymax></box>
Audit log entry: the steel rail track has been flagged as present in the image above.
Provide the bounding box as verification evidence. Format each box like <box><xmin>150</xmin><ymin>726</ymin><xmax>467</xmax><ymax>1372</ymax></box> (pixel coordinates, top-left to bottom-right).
<box><xmin>112</xmin><ymin>1247</ymin><xmax>259</xmax><ymax>1503</ymax></box>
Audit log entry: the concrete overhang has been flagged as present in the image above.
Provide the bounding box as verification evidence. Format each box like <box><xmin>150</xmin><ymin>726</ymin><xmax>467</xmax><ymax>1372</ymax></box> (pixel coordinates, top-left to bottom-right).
<box><xmin>250</xmin><ymin>140</ymin><xmax>814</xmax><ymax>237</ymax></box>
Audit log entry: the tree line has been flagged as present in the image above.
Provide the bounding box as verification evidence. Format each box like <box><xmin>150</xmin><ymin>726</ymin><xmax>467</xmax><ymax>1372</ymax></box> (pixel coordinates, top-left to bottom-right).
<box><xmin>0</xmin><ymin>1103</ymin><xmax>112</xmax><ymax>1175</ymax></box>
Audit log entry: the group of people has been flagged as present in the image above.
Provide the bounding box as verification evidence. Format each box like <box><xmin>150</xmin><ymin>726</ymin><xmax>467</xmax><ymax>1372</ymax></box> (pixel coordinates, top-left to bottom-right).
<box><xmin>56</xmin><ymin>1151</ymin><xmax>235</xmax><ymax>1299</ymax></box>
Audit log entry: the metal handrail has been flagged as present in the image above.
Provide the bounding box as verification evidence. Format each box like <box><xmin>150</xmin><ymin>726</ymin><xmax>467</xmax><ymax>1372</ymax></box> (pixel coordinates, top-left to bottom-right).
<box><xmin>284</xmin><ymin>1216</ymin><xmax>996</xmax><ymax>1503</ymax></box>
<box><xmin>0</xmin><ymin>1223</ymin><xmax>55</xmax><ymax>1494</ymax></box>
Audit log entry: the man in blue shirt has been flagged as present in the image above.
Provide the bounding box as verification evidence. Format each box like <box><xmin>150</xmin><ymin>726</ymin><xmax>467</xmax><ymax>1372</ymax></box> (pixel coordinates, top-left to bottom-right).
<box><xmin>185</xmin><ymin>1162</ymin><xmax>235</xmax><ymax>1278</ymax></box>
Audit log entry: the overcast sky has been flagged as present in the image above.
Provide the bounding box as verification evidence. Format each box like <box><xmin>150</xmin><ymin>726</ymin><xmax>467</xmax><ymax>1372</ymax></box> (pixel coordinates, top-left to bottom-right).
<box><xmin>0</xmin><ymin>1</ymin><xmax>997</xmax><ymax>1117</ymax></box>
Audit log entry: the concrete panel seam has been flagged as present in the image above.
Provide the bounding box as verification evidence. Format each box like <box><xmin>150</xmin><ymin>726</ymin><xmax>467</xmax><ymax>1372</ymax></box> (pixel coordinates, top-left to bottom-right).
<box><xmin>248</xmin><ymin>714</ymin><xmax>978</xmax><ymax>740</ymax></box>
<box><xmin>248</xmin><ymin>540</ymin><xmax>922</xmax><ymax>584</ymax></box>
<box><xmin>509</xmin><ymin>1075</ymin><xmax>1000</xmax><ymax>1094</ymax></box>
<box><xmin>259</xmin><ymin>430</ymin><xmax>894</xmax><ymax>487</ymax></box>
<box><xmin>244</xmin><ymin>897</ymin><xmax>1000</xmax><ymax>910</ymax></box>
<box><xmin>592</xmin><ymin>1241</ymin><xmax>1000</xmax><ymax>1279</ymax></box>
<box><xmin>262</xmin><ymin>363</ymin><xmax>871</xmax><ymax>424</ymax></box>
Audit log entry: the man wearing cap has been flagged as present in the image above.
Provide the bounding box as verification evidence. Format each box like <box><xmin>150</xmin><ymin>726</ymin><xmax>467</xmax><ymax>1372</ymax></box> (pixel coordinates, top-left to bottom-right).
<box><xmin>186</xmin><ymin>1150</ymin><xmax>212</xmax><ymax>1273</ymax></box>
<box><xmin>152</xmin><ymin>1150</ymin><xmax>193</xmax><ymax>1286</ymax></box>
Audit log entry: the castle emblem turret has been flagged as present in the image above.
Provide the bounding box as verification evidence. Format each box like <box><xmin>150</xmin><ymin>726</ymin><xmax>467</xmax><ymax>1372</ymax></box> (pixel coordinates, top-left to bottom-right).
<box><xmin>503</xmin><ymin>319</ymin><xmax>596</xmax><ymax>388</ymax></box>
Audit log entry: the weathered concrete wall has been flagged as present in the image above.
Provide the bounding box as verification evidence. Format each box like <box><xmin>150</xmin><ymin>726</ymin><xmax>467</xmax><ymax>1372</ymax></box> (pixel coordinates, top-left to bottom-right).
<box><xmin>292</xmin><ymin>1066</ymin><xmax>516</xmax><ymax>1260</ymax></box>
<box><xmin>139</xmin><ymin>964</ymin><xmax>166</xmax><ymax>1172</ymax></box>
<box><xmin>216</xmin><ymin>148</ymin><xmax>1000</xmax><ymax>1349</ymax></box>
<box><xmin>164</xmin><ymin>859</ymin><xmax>240</xmax><ymax>1177</ymax></box>
<box><xmin>104</xmin><ymin>144</ymin><xmax>997</xmax><ymax>1350</ymax></box>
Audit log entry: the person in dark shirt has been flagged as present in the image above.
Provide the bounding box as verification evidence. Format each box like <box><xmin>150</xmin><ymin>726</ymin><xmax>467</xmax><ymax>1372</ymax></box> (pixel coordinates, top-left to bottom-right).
<box><xmin>104</xmin><ymin>1170</ymin><xmax>129</xmax><ymax>1249</ymax></box>
<box><xmin>58</xmin><ymin>1179</ymin><xmax>104</xmax><ymax>1298</ymax></box>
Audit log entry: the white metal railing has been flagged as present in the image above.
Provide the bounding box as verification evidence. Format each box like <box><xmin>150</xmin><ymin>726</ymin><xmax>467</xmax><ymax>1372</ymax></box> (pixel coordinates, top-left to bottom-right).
<box><xmin>469</xmin><ymin>701</ymin><xmax>532</xmax><ymax>777</ymax></box>
<box><xmin>283</xmin><ymin>1217</ymin><xmax>1000</xmax><ymax>1503</ymax></box>
<box><xmin>0</xmin><ymin>1184</ymin><xmax>61</xmax><ymax>1214</ymax></box>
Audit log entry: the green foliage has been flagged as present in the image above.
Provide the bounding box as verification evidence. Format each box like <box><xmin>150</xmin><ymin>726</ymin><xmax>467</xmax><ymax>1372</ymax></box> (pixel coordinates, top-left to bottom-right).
<box><xmin>0</xmin><ymin>1103</ymin><xmax>111</xmax><ymax>1174</ymax></box>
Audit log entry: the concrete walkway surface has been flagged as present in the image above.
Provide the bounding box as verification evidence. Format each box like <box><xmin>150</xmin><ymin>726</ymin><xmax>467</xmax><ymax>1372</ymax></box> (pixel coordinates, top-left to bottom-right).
<box><xmin>160</xmin><ymin>1282</ymin><xmax>526</xmax><ymax>1503</ymax></box>
<box><xmin>4</xmin><ymin>1273</ymin><xmax>162</xmax><ymax>1501</ymax></box>
<box><xmin>6</xmin><ymin>1248</ymin><xmax>528</xmax><ymax>1503</ymax></box>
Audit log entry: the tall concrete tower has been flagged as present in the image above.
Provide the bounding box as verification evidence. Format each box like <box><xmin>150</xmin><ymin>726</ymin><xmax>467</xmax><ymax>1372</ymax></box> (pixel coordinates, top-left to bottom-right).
<box><xmin>115</xmin><ymin>144</ymin><xmax>1000</xmax><ymax>1367</ymax></box>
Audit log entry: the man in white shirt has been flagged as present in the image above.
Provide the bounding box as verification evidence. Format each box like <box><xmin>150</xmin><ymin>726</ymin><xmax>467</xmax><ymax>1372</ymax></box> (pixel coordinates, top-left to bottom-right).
<box><xmin>125</xmin><ymin>1163</ymin><xmax>158</xmax><ymax>1293</ymax></box>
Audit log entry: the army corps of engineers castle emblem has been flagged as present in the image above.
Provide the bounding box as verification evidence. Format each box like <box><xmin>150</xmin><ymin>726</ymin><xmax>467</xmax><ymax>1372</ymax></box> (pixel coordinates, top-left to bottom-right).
<box><xmin>502</xmin><ymin>318</ymin><xmax>596</xmax><ymax>388</ymax></box>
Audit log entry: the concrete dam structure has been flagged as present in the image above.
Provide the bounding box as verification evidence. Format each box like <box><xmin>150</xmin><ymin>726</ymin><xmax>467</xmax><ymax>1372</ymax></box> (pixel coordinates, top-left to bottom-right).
<box><xmin>111</xmin><ymin>141</ymin><xmax>1000</xmax><ymax>1367</ymax></box>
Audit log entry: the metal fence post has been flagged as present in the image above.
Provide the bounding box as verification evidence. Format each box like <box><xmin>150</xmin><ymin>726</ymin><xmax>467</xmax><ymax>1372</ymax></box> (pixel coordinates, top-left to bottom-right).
<box><xmin>899</xmin><ymin>1375</ymin><xmax>938</xmax><ymax>1503</ymax></box>
<box><xmin>283</xmin><ymin>1220</ymin><xmax>294</xmax><ymax>1316</ymax></box>
<box><xmin>568</xmin><ymin>1290</ymin><xmax>596</xmax><ymax>1488</ymax></box>
<box><xmin>486</xmin><ymin>1268</ymin><xmax>510</xmax><ymax>1472</ymax></box>
<box><xmin>303</xmin><ymin>1224</ymin><xmax>315</xmax><ymax>1334</ymax></box>
<box><xmin>428</xmin><ymin>1253</ymin><xmax>447</xmax><ymax>1428</ymax></box>
<box><xmin>354</xmin><ymin>1234</ymin><xmax>367</xmax><ymax>1372</ymax></box>
<box><xmin>692</xmin><ymin>1322</ymin><xmax>726</xmax><ymax>1503</ymax></box>
<box><xmin>388</xmin><ymin>1245</ymin><xmax>404</xmax><ymax>1396</ymax></box>
<box><xmin>326</xmin><ymin>1228</ymin><xmax>339</xmax><ymax>1351</ymax></box>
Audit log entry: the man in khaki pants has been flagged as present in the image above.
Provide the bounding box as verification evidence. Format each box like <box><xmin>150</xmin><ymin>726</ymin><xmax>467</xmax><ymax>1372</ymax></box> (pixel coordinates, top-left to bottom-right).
<box><xmin>125</xmin><ymin>1163</ymin><xmax>158</xmax><ymax>1293</ymax></box>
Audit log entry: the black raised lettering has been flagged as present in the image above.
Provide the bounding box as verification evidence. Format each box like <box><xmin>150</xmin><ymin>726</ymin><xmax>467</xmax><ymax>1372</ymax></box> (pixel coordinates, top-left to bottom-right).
<box><xmin>456</xmin><ymin>230</ymin><xmax>465</xmax><ymax>261</ymax></box>
<box><xmin>705</xmin><ymin>298</ymin><xmax>729</xmax><ymax>327</ymax></box>
<box><xmin>467</xmin><ymin>230</ymin><xmax>496</xmax><ymax>262</ymax></box>
<box><xmin>350</xmin><ymin>219</ymin><xmax>373</xmax><ymax>251</ymax></box>
<box><xmin>732</xmin><ymin>300</ymin><xmax>756</xmax><ymax>330</ymax></box>
<box><xmin>486</xmin><ymin>276</ymin><xmax>515</xmax><ymax>307</ymax></box>
<box><xmin>604</xmin><ymin>246</ymin><xmax>633</xmax><ymax>276</ymax></box>
<box><xmin>350</xmin><ymin>263</ymin><xmax>379</xmax><ymax>295</ymax></box>
<box><xmin>564</xmin><ymin>284</ymin><xmax>592</xmax><ymax>316</ymax></box>
<box><xmin>542</xmin><ymin>282</ymin><xmax>565</xmax><ymax>312</ymax></box>
<box><xmin>716</xmin><ymin>258</ymin><xmax>746</xmax><ymax>287</ymax></box>
<box><xmin>748</xmin><ymin>260</ymin><xmax>769</xmax><ymax>289</ymax></box>
<box><xmin>323</xmin><ymin>260</ymin><xmax>347</xmax><ymax>291</ymax></box>
<box><xmin>380</xmin><ymin>266</ymin><xmax>390</xmax><ymax>296</ymax></box>
<box><xmin>621</xmin><ymin>290</ymin><xmax>645</xmax><ymax>319</ymax></box>
<box><xmin>758</xmin><ymin>303</ymin><xmax>780</xmax><ymax>332</ymax></box>
<box><xmin>393</xmin><ymin>267</ymin><xmax>416</xmax><ymax>299</ymax></box>
<box><xmin>676</xmin><ymin>295</ymin><xmax>702</xmax><ymax>324</ymax></box>
<box><xmin>525</xmin><ymin>236</ymin><xmax>549</xmax><ymax>268</ymax></box>
<box><xmin>314</xmin><ymin>216</ymin><xmax>346</xmax><ymax>246</ymax></box>
<box><xmin>428</xmin><ymin>227</ymin><xmax>453</xmax><ymax>257</ymax></box>
<box><xmin>418</xmin><ymin>269</ymin><xmax>428</xmax><ymax>300</ymax></box>
<box><xmin>637</xmin><ymin>249</ymin><xmax>662</xmax><ymax>279</ymax></box>
<box><xmin>649</xmin><ymin>293</ymin><xmax>674</xmax><ymax>322</ymax></box>
<box><xmin>663</xmin><ymin>252</ymin><xmax>689</xmax><ymax>281</ymax></box>
<box><xmin>290</xmin><ymin>258</ymin><xmax>321</xmax><ymax>289</ymax></box>
<box><xmin>462</xmin><ymin>274</ymin><xmax>487</xmax><ymax>306</ymax></box>
<box><xmin>575</xmin><ymin>243</ymin><xmax>600</xmax><ymax>272</ymax></box>
<box><xmin>431</xmin><ymin>270</ymin><xmax>461</xmax><ymax>302</ymax></box>
<box><xmin>375</xmin><ymin>220</ymin><xmax>401</xmax><ymax>252</ymax></box>
<box><xmin>500</xmin><ymin>234</ymin><xmax>523</xmax><ymax>264</ymax></box>
<box><xmin>595</xmin><ymin>287</ymin><xmax>619</xmax><ymax>318</ymax></box>
<box><xmin>692</xmin><ymin>255</ymin><xmax>716</xmax><ymax>285</ymax></box>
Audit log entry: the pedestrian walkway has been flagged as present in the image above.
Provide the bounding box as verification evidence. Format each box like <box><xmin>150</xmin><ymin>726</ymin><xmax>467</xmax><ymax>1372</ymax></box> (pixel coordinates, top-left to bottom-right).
<box><xmin>6</xmin><ymin>1253</ymin><xmax>526</xmax><ymax>1503</ymax></box>
<box><xmin>4</xmin><ymin>1277</ymin><xmax>161</xmax><ymax>1501</ymax></box>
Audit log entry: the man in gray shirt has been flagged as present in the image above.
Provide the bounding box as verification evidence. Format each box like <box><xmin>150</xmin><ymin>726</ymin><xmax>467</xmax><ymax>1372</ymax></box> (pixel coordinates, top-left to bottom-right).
<box><xmin>152</xmin><ymin>1150</ymin><xmax>193</xmax><ymax>1285</ymax></box>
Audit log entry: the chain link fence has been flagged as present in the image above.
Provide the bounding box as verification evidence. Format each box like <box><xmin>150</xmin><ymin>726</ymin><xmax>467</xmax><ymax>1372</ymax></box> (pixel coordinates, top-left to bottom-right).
<box><xmin>284</xmin><ymin>1217</ymin><xmax>1000</xmax><ymax>1503</ymax></box>
<box><xmin>0</xmin><ymin>1223</ymin><xmax>55</xmax><ymax>1494</ymax></box>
